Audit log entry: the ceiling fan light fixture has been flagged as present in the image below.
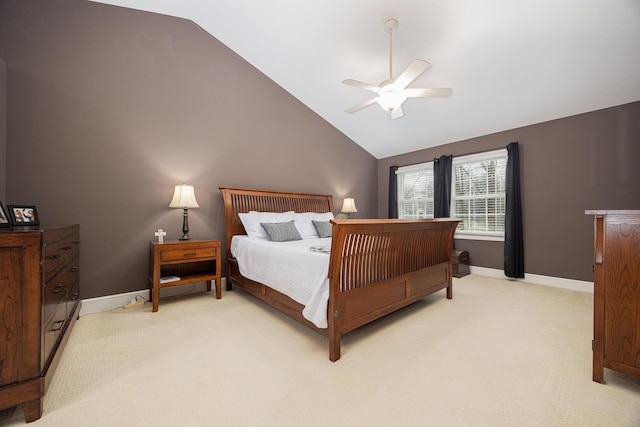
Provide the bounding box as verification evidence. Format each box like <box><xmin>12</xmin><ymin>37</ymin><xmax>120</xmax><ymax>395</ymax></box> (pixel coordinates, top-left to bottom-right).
<box><xmin>375</xmin><ymin>90</ymin><xmax>407</xmax><ymax>112</ymax></box>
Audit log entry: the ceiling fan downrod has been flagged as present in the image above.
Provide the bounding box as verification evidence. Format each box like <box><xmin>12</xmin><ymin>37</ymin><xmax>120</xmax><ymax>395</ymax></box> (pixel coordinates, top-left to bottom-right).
<box><xmin>384</xmin><ymin>19</ymin><xmax>398</xmax><ymax>80</ymax></box>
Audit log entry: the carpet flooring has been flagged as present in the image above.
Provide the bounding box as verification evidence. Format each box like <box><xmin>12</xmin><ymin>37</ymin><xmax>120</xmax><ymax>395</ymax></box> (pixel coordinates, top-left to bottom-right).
<box><xmin>1</xmin><ymin>275</ymin><xmax>639</xmax><ymax>426</ymax></box>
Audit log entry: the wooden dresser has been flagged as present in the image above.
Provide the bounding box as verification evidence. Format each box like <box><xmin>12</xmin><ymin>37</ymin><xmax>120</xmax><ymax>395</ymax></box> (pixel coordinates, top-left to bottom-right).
<box><xmin>0</xmin><ymin>225</ymin><xmax>81</xmax><ymax>422</ymax></box>
<box><xmin>586</xmin><ymin>211</ymin><xmax>640</xmax><ymax>383</ymax></box>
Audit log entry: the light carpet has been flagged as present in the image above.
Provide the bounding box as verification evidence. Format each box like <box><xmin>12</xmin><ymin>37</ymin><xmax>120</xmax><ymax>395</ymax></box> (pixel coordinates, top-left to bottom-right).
<box><xmin>1</xmin><ymin>275</ymin><xmax>639</xmax><ymax>426</ymax></box>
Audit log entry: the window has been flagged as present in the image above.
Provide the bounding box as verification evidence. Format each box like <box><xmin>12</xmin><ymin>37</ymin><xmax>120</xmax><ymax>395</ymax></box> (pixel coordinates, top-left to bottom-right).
<box><xmin>396</xmin><ymin>149</ymin><xmax>507</xmax><ymax>240</ymax></box>
<box><xmin>396</xmin><ymin>162</ymin><xmax>434</xmax><ymax>219</ymax></box>
<box><xmin>451</xmin><ymin>150</ymin><xmax>507</xmax><ymax>239</ymax></box>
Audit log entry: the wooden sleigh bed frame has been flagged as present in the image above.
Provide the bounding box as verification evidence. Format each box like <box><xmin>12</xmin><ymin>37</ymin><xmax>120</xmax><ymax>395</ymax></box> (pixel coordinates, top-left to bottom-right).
<box><xmin>219</xmin><ymin>187</ymin><xmax>460</xmax><ymax>361</ymax></box>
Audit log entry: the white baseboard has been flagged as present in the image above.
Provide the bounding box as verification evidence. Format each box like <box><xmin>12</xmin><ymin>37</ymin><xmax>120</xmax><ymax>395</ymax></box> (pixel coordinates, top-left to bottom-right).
<box><xmin>79</xmin><ymin>278</ymin><xmax>227</xmax><ymax>316</ymax></box>
<box><xmin>80</xmin><ymin>270</ymin><xmax>592</xmax><ymax>316</ymax></box>
<box><xmin>468</xmin><ymin>266</ymin><xmax>593</xmax><ymax>293</ymax></box>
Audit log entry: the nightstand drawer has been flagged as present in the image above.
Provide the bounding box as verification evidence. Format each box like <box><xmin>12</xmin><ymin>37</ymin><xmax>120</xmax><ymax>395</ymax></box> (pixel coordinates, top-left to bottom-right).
<box><xmin>159</xmin><ymin>247</ymin><xmax>216</xmax><ymax>262</ymax></box>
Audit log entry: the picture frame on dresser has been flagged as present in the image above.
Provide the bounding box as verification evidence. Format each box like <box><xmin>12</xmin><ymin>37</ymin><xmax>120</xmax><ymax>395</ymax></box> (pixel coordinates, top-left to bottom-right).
<box><xmin>7</xmin><ymin>204</ymin><xmax>40</xmax><ymax>226</ymax></box>
<box><xmin>0</xmin><ymin>201</ymin><xmax>9</xmax><ymax>227</ymax></box>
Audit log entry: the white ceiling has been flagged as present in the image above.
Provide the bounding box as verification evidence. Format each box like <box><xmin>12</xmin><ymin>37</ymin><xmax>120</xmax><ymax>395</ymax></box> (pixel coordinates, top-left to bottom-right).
<box><xmin>93</xmin><ymin>0</ymin><xmax>640</xmax><ymax>159</ymax></box>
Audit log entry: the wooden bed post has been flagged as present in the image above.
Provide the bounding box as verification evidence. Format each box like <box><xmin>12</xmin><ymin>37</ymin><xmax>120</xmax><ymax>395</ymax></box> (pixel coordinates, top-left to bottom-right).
<box><xmin>327</xmin><ymin>221</ymin><xmax>346</xmax><ymax>362</ymax></box>
<box><xmin>327</xmin><ymin>284</ymin><xmax>341</xmax><ymax>362</ymax></box>
<box><xmin>329</xmin><ymin>332</ymin><xmax>341</xmax><ymax>362</ymax></box>
<box><xmin>327</xmin><ymin>290</ymin><xmax>341</xmax><ymax>361</ymax></box>
<box><xmin>446</xmin><ymin>231</ymin><xmax>456</xmax><ymax>299</ymax></box>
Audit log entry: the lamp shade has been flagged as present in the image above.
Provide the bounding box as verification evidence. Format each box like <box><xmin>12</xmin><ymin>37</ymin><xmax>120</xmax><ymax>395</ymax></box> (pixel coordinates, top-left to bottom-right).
<box><xmin>341</xmin><ymin>197</ymin><xmax>357</xmax><ymax>214</ymax></box>
<box><xmin>169</xmin><ymin>184</ymin><xmax>199</xmax><ymax>209</ymax></box>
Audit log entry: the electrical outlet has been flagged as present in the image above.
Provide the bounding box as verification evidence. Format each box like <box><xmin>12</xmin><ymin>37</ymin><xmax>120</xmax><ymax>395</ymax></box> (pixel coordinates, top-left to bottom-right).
<box><xmin>123</xmin><ymin>299</ymin><xmax>144</xmax><ymax>309</ymax></box>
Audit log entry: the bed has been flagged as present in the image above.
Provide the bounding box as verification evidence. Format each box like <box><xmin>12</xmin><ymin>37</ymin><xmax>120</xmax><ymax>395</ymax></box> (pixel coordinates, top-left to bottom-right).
<box><xmin>219</xmin><ymin>187</ymin><xmax>460</xmax><ymax>361</ymax></box>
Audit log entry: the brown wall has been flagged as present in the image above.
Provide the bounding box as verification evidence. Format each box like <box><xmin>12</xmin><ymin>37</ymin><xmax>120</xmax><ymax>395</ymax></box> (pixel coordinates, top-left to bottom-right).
<box><xmin>379</xmin><ymin>101</ymin><xmax>640</xmax><ymax>282</ymax></box>
<box><xmin>0</xmin><ymin>57</ymin><xmax>6</xmax><ymax>202</ymax></box>
<box><xmin>0</xmin><ymin>0</ymin><xmax>377</xmax><ymax>299</ymax></box>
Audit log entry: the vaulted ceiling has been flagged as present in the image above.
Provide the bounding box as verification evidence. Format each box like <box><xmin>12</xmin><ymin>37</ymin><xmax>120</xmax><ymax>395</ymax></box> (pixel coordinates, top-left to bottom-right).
<box><xmin>92</xmin><ymin>0</ymin><xmax>640</xmax><ymax>159</ymax></box>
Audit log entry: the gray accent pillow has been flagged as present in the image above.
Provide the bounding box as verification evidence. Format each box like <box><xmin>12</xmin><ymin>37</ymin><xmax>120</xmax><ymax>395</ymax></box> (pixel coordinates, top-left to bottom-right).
<box><xmin>260</xmin><ymin>220</ymin><xmax>302</xmax><ymax>242</ymax></box>
<box><xmin>312</xmin><ymin>220</ymin><xmax>332</xmax><ymax>238</ymax></box>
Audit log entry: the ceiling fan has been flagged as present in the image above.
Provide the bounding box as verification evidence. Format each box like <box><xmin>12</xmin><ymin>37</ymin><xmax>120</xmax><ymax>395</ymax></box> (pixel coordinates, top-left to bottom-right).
<box><xmin>342</xmin><ymin>19</ymin><xmax>453</xmax><ymax>119</ymax></box>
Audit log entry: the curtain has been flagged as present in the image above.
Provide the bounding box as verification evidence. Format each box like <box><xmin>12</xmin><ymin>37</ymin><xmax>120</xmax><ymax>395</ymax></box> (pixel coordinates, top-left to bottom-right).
<box><xmin>433</xmin><ymin>155</ymin><xmax>452</xmax><ymax>218</ymax></box>
<box><xmin>504</xmin><ymin>142</ymin><xmax>525</xmax><ymax>278</ymax></box>
<box><xmin>389</xmin><ymin>166</ymin><xmax>399</xmax><ymax>218</ymax></box>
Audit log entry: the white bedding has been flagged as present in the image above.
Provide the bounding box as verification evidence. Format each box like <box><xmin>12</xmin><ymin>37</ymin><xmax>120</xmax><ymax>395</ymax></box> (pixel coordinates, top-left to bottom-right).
<box><xmin>230</xmin><ymin>236</ymin><xmax>331</xmax><ymax>328</ymax></box>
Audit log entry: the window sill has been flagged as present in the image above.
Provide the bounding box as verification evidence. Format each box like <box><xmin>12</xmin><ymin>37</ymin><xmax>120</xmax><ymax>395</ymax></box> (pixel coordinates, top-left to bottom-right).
<box><xmin>454</xmin><ymin>233</ymin><xmax>504</xmax><ymax>242</ymax></box>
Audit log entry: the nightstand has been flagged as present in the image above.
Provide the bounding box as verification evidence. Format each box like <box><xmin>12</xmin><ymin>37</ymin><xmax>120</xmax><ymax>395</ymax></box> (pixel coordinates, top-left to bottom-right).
<box><xmin>149</xmin><ymin>239</ymin><xmax>222</xmax><ymax>312</ymax></box>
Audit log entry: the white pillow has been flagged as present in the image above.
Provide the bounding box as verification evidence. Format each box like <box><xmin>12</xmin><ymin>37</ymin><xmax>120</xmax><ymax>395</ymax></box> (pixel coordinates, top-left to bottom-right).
<box><xmin>293</xmin><ymin>212</ymin><xmax>334</xmax><ymax>239</ymax></box>
<box><xmin>293</xmin><ymin>212</ymin><xmax>317</xmax><ymax>238</ymax></box>
<box><xmin>239</xmin><ymin>211</ymin><xmax>295</xmax><ymax>239</ymax></box>
<box><xmin>311</xmin><ymin>212</ymin><xmax>334</xmax><ymax>222</ymax></box>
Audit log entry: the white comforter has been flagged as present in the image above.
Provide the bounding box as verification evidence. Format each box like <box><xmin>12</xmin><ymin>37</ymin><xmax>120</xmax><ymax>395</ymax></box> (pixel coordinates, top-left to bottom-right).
<box><xmin>230</xmin><ymin>236</ymin><xmax>331</xmax><ymax>328</ymax></box>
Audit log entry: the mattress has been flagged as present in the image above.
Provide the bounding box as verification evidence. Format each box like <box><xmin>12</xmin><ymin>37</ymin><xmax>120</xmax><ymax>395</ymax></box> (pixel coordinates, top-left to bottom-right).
<box><xmin>230</xmin><ymin>236</ymin><xmax>331</xmax><ymax>328</ymax></box>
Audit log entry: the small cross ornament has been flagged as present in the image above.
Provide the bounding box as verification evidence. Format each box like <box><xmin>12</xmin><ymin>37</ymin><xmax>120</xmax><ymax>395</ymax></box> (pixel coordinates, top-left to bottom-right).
<box><xmin>155</xmin><ymin>228</ymin><xmax>167</xmax><ymax>243</ymax></box>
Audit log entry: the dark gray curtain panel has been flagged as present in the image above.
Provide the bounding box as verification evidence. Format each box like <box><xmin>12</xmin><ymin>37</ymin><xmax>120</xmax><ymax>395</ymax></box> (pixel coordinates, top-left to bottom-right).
<box><xmin>504</xmin><ymin>142</ymin><xmax>525</xmax><ymax>278</ymax></box>
<box><xmin>389</xmin><ymin>166</ymin><xmax>399</xmax><ymax>218</ymax></box>
<box><xmin>433</xmin><ymin>155</ymin><xmax>452</xmax><ymax>218</ymax></box>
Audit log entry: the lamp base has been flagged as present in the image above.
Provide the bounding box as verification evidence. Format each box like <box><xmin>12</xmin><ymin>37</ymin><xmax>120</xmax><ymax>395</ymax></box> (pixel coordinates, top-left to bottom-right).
<box><xmin>179</xmin><ymin>208</ymin><xmax>192</xmax><ymax>240</ymax></box>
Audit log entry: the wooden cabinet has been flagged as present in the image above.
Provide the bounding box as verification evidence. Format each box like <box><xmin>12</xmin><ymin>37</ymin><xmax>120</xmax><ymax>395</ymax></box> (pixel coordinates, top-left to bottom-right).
<box><xmin>0</xmin><ymin>225</ymin><xmax>81</xmax><ymax>422</ymax></box>
<box><xmin>149</xmin><ymin>239</ymin><xmax>221</xmax><ymax>312</ymax></box>
<box><xmin>586</xmin><ymin>211</ymin><xmax>640</xmax><ymax>383</ymax></box>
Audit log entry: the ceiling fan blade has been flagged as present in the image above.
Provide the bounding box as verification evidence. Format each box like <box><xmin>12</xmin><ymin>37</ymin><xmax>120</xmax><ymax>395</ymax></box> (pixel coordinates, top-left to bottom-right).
<box><xmin>390</xmin><ymin>106</ymin><xmax>404</xmax><ymax>119</ymax></box>
<box><xmin>405</xmin><ymin>87</ymin><xmax>453</xmax><ymax>98</ymax></box>
<box><xmin>345</xmin><ymin>97</ymin><xmax>377</xmax><ymax>113</ymax></box>
<box><xmin>393</xmin><ymin>60</ymin><xmax>430</xmax><ymax>89</ymax></box>
<box><xmin>342</xmin><ymin>79</ymin><xmax>381</xmax><ymax>93</ymax></box>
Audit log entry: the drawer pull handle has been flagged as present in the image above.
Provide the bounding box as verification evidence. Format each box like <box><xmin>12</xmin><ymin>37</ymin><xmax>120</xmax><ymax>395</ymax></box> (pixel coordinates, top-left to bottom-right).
<box><xmin>62</xmin><ymin>246</ymin><xmax>73</xmax><ymax>251</ymax></box>
<box><xmin>51</xmin><ymin>320</ymin><xmax>65</xmax><ymax>332</ymax></box>
<box><xmin>183</xmin><ymin>253</ymin><xmax>197</xmax><ymax>258</ymax></box>
<box><xmin>70</xmin><ymin>266</ymin><xmax>79</xmax><ymax>272</ymax></box>
<box><xmin>53</xmin><ymin>284</ymin><xmax>65</xmax><ymax>293</ymax></box>
<box><xmin>48</xmin><ymin>254</ymin><xmax>60</xmax><ymax>260</ymax></box>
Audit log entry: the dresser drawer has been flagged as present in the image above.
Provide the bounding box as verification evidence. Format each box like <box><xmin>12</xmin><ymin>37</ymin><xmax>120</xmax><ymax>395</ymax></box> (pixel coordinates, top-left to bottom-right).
<box><xmin>43</xmin><ymin>256</ymin><xmax>79</xmax><ymax>324</ymax></box>
<box><xmin>43</xmin><ymin>232</ymin><xmax>79</xmax><ymax>278</ymax></box>
<box><xmin>67</xmin><ymin>280</ymin><xmax>80</xmax><ymax>317</ymax></box>
<box><xmin>43</xmin><ymin>302</ymin><xmax>67</xmax><ymax>366</ymax></box>
<box><xmin>160</xmin><ymin>246</ymin><xmax>216</xmax><ymax>262</ymax></box>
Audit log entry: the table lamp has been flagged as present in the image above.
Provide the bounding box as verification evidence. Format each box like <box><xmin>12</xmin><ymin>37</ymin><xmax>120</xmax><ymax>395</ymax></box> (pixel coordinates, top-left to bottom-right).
<box><xmin>341</xmin><ymin>197</ymin><xmax>357</xmax><ymax>218</ymax></box>
<box><xmin>169</xmin><ymin>184</ymin><xmax>199</xmax><ymax>240</ymax></box>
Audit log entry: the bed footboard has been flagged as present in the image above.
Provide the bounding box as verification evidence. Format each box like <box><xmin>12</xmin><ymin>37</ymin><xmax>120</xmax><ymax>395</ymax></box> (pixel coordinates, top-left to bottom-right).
<box><xmin>327</xmin><ymin>218</ymin><xmax>460</xmax><ymax>361</ymax></box>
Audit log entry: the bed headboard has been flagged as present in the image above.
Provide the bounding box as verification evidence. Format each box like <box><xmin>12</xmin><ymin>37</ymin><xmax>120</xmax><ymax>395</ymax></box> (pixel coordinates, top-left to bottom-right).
<box><xmin>219</xmin><ymin>187</ymin><xmax>334</xmax><ymax>258</ymax></box>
